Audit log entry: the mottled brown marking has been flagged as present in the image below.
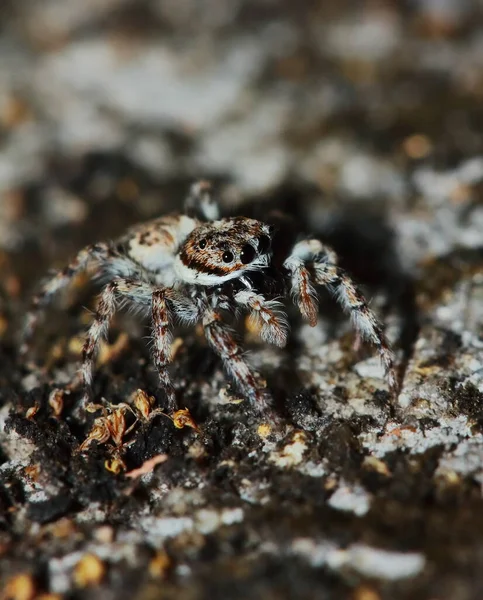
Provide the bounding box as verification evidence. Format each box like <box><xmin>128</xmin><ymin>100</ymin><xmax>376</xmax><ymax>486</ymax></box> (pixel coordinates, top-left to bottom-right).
<box><xmin>180</xmin><ymin>217</ymin><xmax>268</xmax><ymax>276</ymax></box>
<box><xmin>138</xmin><ymin>227</ymin><xmax>175</xmax><ymax>248</ymax></box>
<box><xmin>342</xmin><ymin>276</ymin><xmax>363</xmax><ymax>306</ymax></box>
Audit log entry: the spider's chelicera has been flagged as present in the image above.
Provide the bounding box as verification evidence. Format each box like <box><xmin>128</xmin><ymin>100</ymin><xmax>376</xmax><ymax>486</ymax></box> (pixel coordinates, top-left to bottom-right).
<box><xmin>21</xmin><ymin>181</ymin><xmax>397</xmax><ymax>414</ymax></box>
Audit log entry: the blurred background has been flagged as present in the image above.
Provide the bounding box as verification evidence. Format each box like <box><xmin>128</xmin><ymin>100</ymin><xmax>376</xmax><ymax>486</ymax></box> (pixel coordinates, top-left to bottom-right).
<box><xmin>1</xmin><ymin>0</ymin><xmax>483</xmax><ymax>294</ymax></box>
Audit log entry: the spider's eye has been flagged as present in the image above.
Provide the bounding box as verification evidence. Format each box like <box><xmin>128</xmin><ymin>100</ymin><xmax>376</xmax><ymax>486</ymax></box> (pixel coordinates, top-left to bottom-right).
<box><xmin>222</xmin><ymin>250</ymin><xmax>234</xmax><ymax>263</ymax></box>
<box><xmin>258</xmin><ymin>235</ymin><xmax>271</xmax><ymax>254</ymax></box>
<box><xmin>240</xmin><ymin>244</ymin><xmax>256</xmax><ymax>264</ymax></box>
<box><xmin>198</xmin><ymin>239</ymin><xmax>207</xmax><ymax>249</ymax></box>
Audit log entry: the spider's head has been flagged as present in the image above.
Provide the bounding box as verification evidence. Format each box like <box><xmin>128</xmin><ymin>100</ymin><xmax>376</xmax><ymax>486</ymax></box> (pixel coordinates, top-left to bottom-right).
<box><xmin>174</xmin><ymin>217</ymin><xmax>273</xmax><ymax>285</ymax></box>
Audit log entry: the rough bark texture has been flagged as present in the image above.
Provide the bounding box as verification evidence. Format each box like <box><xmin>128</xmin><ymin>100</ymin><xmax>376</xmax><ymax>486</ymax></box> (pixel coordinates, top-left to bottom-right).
<box><xmin>1</xmin><ymin>2</ymin><xmax>483</xmax><ymax>599</ymax></box>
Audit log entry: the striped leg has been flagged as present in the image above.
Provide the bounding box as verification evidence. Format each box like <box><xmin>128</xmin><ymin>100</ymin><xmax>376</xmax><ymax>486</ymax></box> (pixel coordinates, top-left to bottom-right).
<box><xmin>151</xmin><ymin>289</ymin><xmax>177</xmax><ymax>412</ymax></box>
<box><xmin>81</xmin><ymin>277</ymin><xmax>153</xmax><ymax>407</ymax></box>
<box><xmin>21</xmin><ymin>242</ymin><xmax>111</xmax><ymax>356</ymax></box>
<box><xmin>82</xmin><ymin>282</ymin><xmax>196</xmax><ymax>412</ymax></box>
<box><xmin>283</xmin><ymin>239</ymin><xmax>337</xmax><ymax>327</ymax></box>
<box><xmin>203</xmin><ymin>309</ymin><xmax>271</xmax><ymax>412</ymax></box>
<box><xmin>285</xmin><ymin>239</ymin><xmax>397</xmax><ymax>395</ymax></box>
<box><xmin>234</xmin><ymin>289</ymin><xmax>289</xmax><ymax>347</ymax></box>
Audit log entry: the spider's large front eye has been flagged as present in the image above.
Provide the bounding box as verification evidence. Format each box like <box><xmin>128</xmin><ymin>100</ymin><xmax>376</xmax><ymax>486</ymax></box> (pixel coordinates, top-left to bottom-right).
<box><xmin>198</xmin><ymin>239</ymin><xmax>207</xmax><ymax>249</ymax></box>
<box><xmin>240</xmin><ymin>244</ymin><xmax>256</xmax><ymax>264</ymax></box>
<box><xmin>222</xmin><ymin>250</ymin><xmax>234</xmax><ymax>263</ymax></box>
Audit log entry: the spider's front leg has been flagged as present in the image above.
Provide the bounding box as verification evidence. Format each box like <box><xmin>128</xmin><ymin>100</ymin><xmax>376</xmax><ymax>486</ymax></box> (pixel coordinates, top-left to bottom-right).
<box><xmin>83</xmin><ymin>279</ymin><xmax>201</xmax><ymax>413</ymax></box>
<box><xmin>80</xmin><ymin>277</ymin><xmax>153</xmax><ymax>408</ymax></box>
<box><xmin>233</xmin><ymin>289</ymin><xmax>289</xmax><ymax>347</ymax></box>
<box><xmin>202</xmin><ymin>307</ymin><xmax>271</xmax><ymax>412</ymax></box>
<box><xmin>283</xmin><ymin>239</ymin><xmax>338</xmax><ymax>327</ymax></box>
<box><xmin>184</xmin><ymin>180</ymin><xmax>220</xmax><ymax>221</ymax></box>
<box><xmin>21</xmin><ymin>242</ymin><xmax>111</xmax><ymax>356</ymax></box>
<box><xmin>284</xmin><ymin>239</ymin><xmax>398</xmax><ymax>396</ymax></box>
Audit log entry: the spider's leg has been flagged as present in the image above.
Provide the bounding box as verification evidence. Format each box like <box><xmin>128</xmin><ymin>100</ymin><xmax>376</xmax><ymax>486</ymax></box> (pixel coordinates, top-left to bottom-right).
<box><xmin>166</xmin><ymin>290</ymin><xmax>201</xmax><ymax>327</ymax></box>
<box><xmin>183</xmin><ymin>180</ymin><xmax>220</xmax><ymax>221</ymax></box>
<box><xmin>21</xmin><ymin>242</ymin><xmax>111</xmax><ymax>356</ymax></box>
<box><xmin>151</xmin><ymin>288</ymin><xmax>180</xmax><ymax>413</ymax></box>
<box><xmin>80</xmin><ymin>277</ymin><xmax>152</xmax><ymax>408</ymax></box>
<box><xmin>285</xmin><ymin>239</ymin><xmax>397</xmax><ymax>395</ymax></box>
<box><xmin>283</xmin><ymin>239</ymin><xmax>334</xmax><ymax>327</ymax></box>
<box><xmin>234</xmin><ymin>289</ymin><xmax>289</xmax><ymax>347</ymax></box>
<box><xmin>82</xmin><ymin>279</ymin><xmax>194</xmax><ymax>412</ymax></box>
<box><xmin>202</xmin><ymin>307</ymin><xmax>271</xmax><ymax>412</ymax></box>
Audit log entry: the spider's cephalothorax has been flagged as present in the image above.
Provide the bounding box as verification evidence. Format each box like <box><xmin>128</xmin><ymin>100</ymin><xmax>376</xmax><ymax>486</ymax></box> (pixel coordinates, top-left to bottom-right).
<box><xmin>21</xmin><ymin>180</ymin><xmax>398</xmax><ymax>414</ymax></box>
<box><xmin>175</xmin><ymin>216</ymin><xmax>272</xmax><ymax>285</ymax></box>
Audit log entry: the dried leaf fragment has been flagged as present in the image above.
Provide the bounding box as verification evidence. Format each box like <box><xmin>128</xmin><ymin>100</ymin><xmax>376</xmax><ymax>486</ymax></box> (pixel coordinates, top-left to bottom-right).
<box><xmin>104</xmin><ymin>457</ymin><xmax>126</xmax><ymax>474</ymax></box>
<box><xmin>97</xmin><ymin>332</ymin><xmax>129</xmax><ymax>367</ymax></box>
<box><xmin>1</xmin><ymin>95</ymin><xmax>31</xmax><ymax>128</ymax></box>
<box><xmin>23</xmin><ymin>464</ymin><xmax>40</xmax><ymax>482</ymax></box>
<box><xmin>172</xmin><ymin>408</ymin><xmax>199</xmax><ymax>431</ymax></box>
<box><xmin>170</xmin><ymin>337</ymin><xmax>184</xmax><ymax>360</ymax></box>
<box><xmin>73</xmin><ymin>554</ymin><xmax>105</xmax><ymax>587</ymax></box>
<box><xmin>353</xmin><ymin>585</ymin><xmax>381</xmax><ymax>600</ymax></box>
<box><xmin>106</xmin><ymin>407</ymin><xmax>127</xmax><ymax>447</ymax></box>
<box><xmin>149</xmin><ymin>551</ymin><xmax>172</xmax><ymax>579</ymax></box>
<box><xmin>362</xmin><ymin>456</ymin><xmax>391</xmax><ymax>477</ymax></box>
<box><xmin>25</xmin><ymin>405</ymin><xmax>39</xmax><ymax>420</ymax></box>
<box><xmin>48</xmin><ymin>388</ymin><xmax>64</xmax><ymax>417</ymax></box>
<box><xmin>402</xmin><ymin>133</ymin><xmax>432</xmax><ymax>159</ymax></box>
<box><xmin>79</xmin><ymin>418</ymin><xmax>111</xmax><ymax>452</ymax></box>
<box><xmin>80</xmin><ymin>404</ymin><xmax>132</xmax><ymax>452</ymax></box>
<box><xmin>125</xmin><ymin>454</ymin><xmax>168</xmax><ymax>479</ymax></box>
<box><xmin>1</xmin><ymin>573</ymin><xmax>36</xmax><ymax>600</ymax></box>
<box><xmin>133</xmin><ymin>389</ymin><xmax>155</xmax><ymax>420</ymax></box>
<box><xmin>257</xmin><ymin>423</ymin><xmax>272</xmax><ymax>438</ymax></box>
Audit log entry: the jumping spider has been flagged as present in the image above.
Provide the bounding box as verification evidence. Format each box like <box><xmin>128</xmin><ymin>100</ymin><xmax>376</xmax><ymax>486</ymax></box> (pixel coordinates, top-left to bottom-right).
<box><xmin>21</xmin><ymin>181</ymin><xmax>397</xmax><ymax>414</ymax></box>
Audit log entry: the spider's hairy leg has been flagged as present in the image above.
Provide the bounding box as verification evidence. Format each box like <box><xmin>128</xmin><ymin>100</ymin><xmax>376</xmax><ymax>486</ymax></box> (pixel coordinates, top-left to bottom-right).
<box><xmin>318</xmin><ymin>264</ymin><xmax>397</xmax><ymax>395</ymax></box>
<box><xmin>234</xmin><ymin>290</ymin><xmax>289</xmax><ymax>347</ymax></box>
<box><xmin>151</xmin><ymin>288</ymin><xmax>179</xmax><ymax>413</ymax></box>
<box><xmin>283</xmin><ymin>239</ymin><xmax>336</xmax><ymax>327</ymax></box>
<box><xmin>21</xmin><ymin>242</ymin><xmax>111</xmax><ymax>356</ymax></box>
<box><xmin>80</xmin><ymin>277</ymin><xmax>152</xmax><ymax>408</ymax></box>
<box><xmin>202</xmin><ymin>308</ymin><xmax>271</xmax><ymax>412</ymax></box>
<box><xmin>289</xmin><ymin>238</ymin><xmax>398</xmax><ymax>395</ymax></box>
<box><xmin>183</xmin><ymin>180</ymin><xmax>220</xmax><ymax>221</ymax></box>
<box><xmin>167</xmin><ymin>290</ymin><xmax>202</xmax><ymax>326</ymax></box>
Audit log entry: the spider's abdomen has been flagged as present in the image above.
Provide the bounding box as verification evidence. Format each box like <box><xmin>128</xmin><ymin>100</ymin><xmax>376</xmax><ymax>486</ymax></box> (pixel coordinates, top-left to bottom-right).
<box><xmin>120</xmin><ymin>214</ymin><xmax>198</xmax><ymax>283</ymax></box>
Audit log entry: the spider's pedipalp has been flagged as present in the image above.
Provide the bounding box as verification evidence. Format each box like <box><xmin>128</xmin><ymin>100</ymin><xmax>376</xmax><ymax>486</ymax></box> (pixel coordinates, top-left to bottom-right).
<box><xmin>184</xmin><ymin>180</ymin><xmax>220</xmax><ymax>221</ymax></box>
<box><xmin>234</xmin><ymin>289</ymin><xmax>289</xmax><ymax>347</ymax></box>
<box><xmin>202</xmin><ymin>308</ymin><xmax>271</xmax><ymax>411</ymax></box>
<box><xmin>167</xmin><ymin>290</ymin><xmax>202</xmax><ymax>326</ymax></box>
<box><xmin>20</xmin><ymin>242</ymin><xmax>112</xmax><ymax>356</ymax></box>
